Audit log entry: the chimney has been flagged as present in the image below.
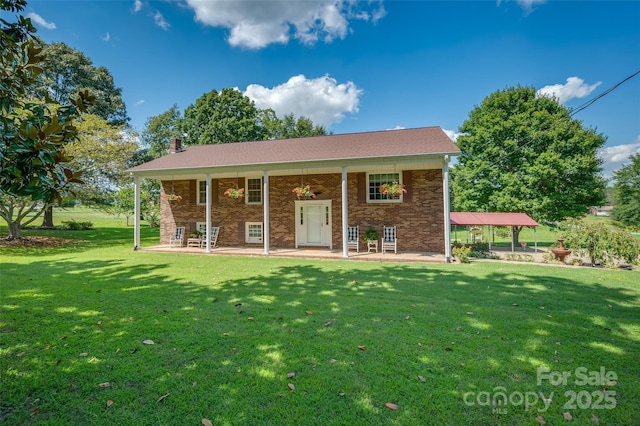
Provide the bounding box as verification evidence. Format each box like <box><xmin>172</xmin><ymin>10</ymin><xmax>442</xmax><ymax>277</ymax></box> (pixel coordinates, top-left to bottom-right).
<box><xmin>169</xmin><ymin>138</ymin><xmax>182</xmax><ymax>154</ymax></box>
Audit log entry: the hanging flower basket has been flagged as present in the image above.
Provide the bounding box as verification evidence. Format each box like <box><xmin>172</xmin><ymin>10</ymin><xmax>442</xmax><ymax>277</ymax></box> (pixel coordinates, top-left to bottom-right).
<box><xmin>292</xmin><ymin>184</ymin><xmax>316</xmax><ymax>199</ymax></box>
<box><xmin>379</xmin><ymin>182</ymin><xmax>407</xmax><ymax>198</ymax></box>
<box><xmin>224</xmin><ymin>187</ymin><xmax>245</xmax><ymax>199</ymax></box>
<box><xmin>161</xmin><ymin>193</ymin><xmax>182</xmax><ymax>202</ymax></box>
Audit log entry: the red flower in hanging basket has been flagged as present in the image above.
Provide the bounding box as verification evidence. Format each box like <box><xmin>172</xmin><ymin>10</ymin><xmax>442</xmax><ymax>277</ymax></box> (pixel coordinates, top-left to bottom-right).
<box><xmin>379</xmin><ymin>182</ymin><xmax>406</xmax><ymax>198</ymax></box>
<box><xmin>161</xmin><ymin>193</ymin><xmax>182</xmax><ymax>202</ymax></box>
<box><xmin>292</xmin><ymin>185</ymin><xmax>316</xmax><ymax>199</ymax></box>
<box><xmin>224</xmin><ymin>187</ymin><xmax>245</xmax><ymax>199</ymax></box>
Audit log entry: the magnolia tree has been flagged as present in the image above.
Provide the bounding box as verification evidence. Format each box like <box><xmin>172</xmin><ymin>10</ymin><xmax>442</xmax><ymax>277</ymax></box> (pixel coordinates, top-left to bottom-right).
<box><xmin>1</xmin><ymin>0</ymin><xmax>93</xmax><ymax>239</ymax></box>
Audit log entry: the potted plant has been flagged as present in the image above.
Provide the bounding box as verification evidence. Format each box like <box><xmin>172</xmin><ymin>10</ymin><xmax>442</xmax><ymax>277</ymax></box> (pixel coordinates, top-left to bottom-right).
<box><xmin>379</xmin><ymin>182</ymin><xmax>407</xmax><ymax>198</ymax></box>
<box><xmin>363</xmin><ymin>228</ymin><xmax>379</xmax><ymax>242</ymax></box>
<box><xmin>188</xmin><ymin>230</ymin><xmax>202</xmax><ymax>238</ymax></box>
<box><xmin>224</xmin><ymin>187</ymin><xmax>245</xmax><ymax>199</ymax></box>
<box><xmin>161</xmin><ymin>193</ymin><xmax>182</xmax><ymax>202</ymax></box>
<box><xmin>292</xmin><ymin>184</ymin><xmax>316</xmax><ymax>199</ymax></box>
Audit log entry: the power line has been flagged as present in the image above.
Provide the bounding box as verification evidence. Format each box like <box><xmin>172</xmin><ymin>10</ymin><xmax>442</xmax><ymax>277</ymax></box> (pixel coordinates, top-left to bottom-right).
<box><xmin>570</xmin><ymin>69</ymin><xmax>640</xmax><ymax>117</ymax></box>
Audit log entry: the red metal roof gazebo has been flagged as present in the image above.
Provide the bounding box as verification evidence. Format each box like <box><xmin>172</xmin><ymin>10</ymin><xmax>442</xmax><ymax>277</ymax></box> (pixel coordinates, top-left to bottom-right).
<box><xmin>450</xmin><ymin>212</ymin><xmax>539</xmax><ymax>252</ymax></box>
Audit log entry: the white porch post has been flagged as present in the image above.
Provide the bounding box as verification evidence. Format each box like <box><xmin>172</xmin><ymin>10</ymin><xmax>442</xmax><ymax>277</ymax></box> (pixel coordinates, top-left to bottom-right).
<box><xmin>263</xmin><ymin>171</ymin><xmax>269</xmax><ymax>255</ymax></box>
<box><xmin>341</xmin><ymin>166</ymin><xmax>349</xmax><ymax>258</ymax></box>
<box><xmin>205</xmin><ymin>173</ymin><xmax>212</xmax><ymax>253</ymax></box>
<box><xmin>442</xmin><ymin>156</ymin><xmax>452</xmax><ymax>263</ymax></box>
<box><xmin>133</xmin><ymin>176</ymin><xmax>141</xmax><ymax>250</ymax></box>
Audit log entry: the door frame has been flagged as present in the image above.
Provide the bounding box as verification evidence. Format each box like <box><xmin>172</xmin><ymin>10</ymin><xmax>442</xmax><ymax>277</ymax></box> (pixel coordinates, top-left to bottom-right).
<box><xmin>294</xmin><ymin>200</ymin><xmax>332</xmax><ymax>249</ymax></box>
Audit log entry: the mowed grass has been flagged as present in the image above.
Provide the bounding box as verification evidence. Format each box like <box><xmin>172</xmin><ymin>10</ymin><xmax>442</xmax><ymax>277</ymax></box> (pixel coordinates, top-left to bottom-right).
<box><xmin>1</xmin><ymin>214</ymin><xmax>639</xmax><ymax>425</ymax></box>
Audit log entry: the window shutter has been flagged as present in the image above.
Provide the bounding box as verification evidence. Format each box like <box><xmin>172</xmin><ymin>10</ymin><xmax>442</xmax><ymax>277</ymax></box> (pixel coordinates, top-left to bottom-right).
<box><xmin>238</xmin><ymin>221</ymin><xmax>245</xmax><ymax>243</ymax></box>
<box><xmin>189</xmin><ymin>180</ymin><xmax>196</xmax><ymax>202</ymax></box>
<box><xmin>357</xmin><ymin>173</ymin><xmax>366</xmax><ymax>203</ymax></box>
<box><xmin>402</xmin><ymin>170</ymin><xmax>412</xmax><ymax>203</ymax></box>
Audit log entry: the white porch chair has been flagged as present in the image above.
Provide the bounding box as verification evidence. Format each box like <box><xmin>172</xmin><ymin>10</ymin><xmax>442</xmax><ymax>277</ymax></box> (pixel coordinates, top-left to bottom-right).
<box><xmin>347</xmin><ymin>225</ymin><xmax>359</xmax><ymax>253</ymax></box>
<box><xmin>382</xmin><ymin>225</ymin><xmax>397</xmax><ymax>254</ymax></box>
<box><xmin>200</xmin><ymin>226</ymin><xmax>220</xmax><ymax>248</ymax></box>
<box><xmin>169</xmin><ymin>226</ymin><xmax>185</xmax><ymax>248</ymax></box>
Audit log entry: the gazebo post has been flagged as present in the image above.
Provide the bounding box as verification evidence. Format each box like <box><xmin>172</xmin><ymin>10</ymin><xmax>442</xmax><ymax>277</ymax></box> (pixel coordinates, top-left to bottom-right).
<box><xmin>488</xmin><ymin>225</ymin><xmax>492</xmax><ymax>250</ymax></box>
<box><xmin>534</xmin><ymin>227</ymin><xmax>538</xmax><ymax>253</ymax></box>
<box><xmin>511</xmin><ymin>226</ymin><xmax>515</xmax><ymax>252</ymax></box>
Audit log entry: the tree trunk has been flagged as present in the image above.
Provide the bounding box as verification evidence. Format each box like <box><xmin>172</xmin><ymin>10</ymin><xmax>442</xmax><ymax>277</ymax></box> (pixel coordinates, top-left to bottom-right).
<box><xmin>41</xmin><ymin>206</ymin><xmax>54</xmax><ymax>228</ymax></box>
<box><xmin>8</xmin><ymin>221</ymin><xmax>21</xmax><ymax>240</ymax></box>
<box><xmin>511</xmin><ymin>226</ymin><xmax>523</xmax><ymax>246</ymax></box>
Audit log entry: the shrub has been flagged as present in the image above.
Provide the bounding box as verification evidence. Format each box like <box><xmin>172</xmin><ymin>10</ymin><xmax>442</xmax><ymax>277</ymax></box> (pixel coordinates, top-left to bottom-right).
<box><xmin>560</xmin><ymin>219</ymin><xmax>640</xmax><ymax>267</ymax></box>
<box><xmin>61</xmin><ymin>220</ymin><xmax>94</xmax><ymax>230</ymax></box>
<box><xmin>452</xmin><ymin>245</ymin><xmax>472</xmax><ymax>263</ymax></box>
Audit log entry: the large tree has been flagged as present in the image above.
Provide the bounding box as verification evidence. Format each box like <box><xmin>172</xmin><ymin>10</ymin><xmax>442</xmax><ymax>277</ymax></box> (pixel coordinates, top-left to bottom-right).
<box><xmin>1</xmin><ymin>0</ymin><xmax>92</xmax><ymax>239</ymax></box>
<box><xmin>612</xmin><ymin>153</ymin><xmax>640</xmax><ymax>227</ymax></box>
<box><xmin>36</xmin><ymin>42</ymin><xmax>128</xmax><ymax>126</ymax></box>
<box><xmin>66</xmin><ymin>114</ymin><xmax>140</xmax><ymax>206</ymax></box>
<box><xmin>140</xmin><ymin>103</ymin><xmax>183</xmax><ymax>159</ymax></box>
<box><xmin>181</xmin><ymin>88</ymin><xmax>265</xmax><ymax>145</ymax></box>
<box><xmin>451</xmin><ymin>86</ymin><xmax>607</xmax><ymax>242</ymax></box>
<box><xmin>260</xmin><ymin>110</ymin><xmax>328</xmax><ymax>140</ymax></box>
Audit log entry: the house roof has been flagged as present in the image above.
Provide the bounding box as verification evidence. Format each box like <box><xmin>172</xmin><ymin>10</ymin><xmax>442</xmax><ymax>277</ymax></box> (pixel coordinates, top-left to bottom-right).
<box><xmin>129</xmin><ymin>126</ymin><xmax>459</xmax><ymax>174</ymax></box>
<box><xmin>450</xmin><ymin>212</ymin><xmax>539</xmax><ymax>227</ymax></box>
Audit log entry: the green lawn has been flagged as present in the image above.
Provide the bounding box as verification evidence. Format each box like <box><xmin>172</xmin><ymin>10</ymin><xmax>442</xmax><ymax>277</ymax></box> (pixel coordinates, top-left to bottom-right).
<box><xmin>1</xmin><ymin>215</ymin><xmax>639</xmax><ymax>425</ymax></box>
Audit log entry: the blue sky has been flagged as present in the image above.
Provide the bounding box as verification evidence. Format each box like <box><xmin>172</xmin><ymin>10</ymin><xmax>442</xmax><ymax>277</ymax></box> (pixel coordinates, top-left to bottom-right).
<box><xmin>9</xmin><ymin>0</ymin><xmax>640</xmax><ymax>177</ymax></box>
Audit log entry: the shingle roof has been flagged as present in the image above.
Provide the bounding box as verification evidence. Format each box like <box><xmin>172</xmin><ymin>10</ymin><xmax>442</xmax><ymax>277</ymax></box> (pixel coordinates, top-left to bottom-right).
<box><xmin>129</xmin><ymin>126</ymin><xmax>459</xmax><ymax>173</ymax></box>
<box><xmin>450</xmin><ymin>212</ymin><xmax>539</xmax><ymax>227</ymax></box>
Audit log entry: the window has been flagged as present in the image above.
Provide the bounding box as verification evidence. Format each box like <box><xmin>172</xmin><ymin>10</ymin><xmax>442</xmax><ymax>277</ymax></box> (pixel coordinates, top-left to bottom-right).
<box><xmin>246</xmin><ymin>178</ymin><xmax>262</xmax><ymax>204</ymax></box>
<box><xmin>246</xmin><ymin>222</ymin><xmax>263</xmax><ymax>243</ymax></box>
<box><xmin>368</xmin><ymin>173</ymin><xmax>402</xmax><ymax>202</ymax></box>
<box><xmin>197</xmin><ymin>180</ymin><xmax>206</xmax><ymax>205</ymax></box>
<box><xmin>196</xmin><ymin>222</ymin><xmax>206</xmax><ymax>233</ymax></box>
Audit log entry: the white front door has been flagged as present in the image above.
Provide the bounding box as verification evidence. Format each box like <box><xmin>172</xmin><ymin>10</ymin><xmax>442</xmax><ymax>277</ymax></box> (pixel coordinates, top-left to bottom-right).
<box><xmin>295</xmin><ymin>200</ymin><xmax>332</xmax><ymax>248</ymax></box>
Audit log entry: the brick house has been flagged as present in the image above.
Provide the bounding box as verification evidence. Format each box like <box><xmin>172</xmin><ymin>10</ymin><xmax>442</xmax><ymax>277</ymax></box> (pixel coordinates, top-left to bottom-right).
<box><xmin>128</xmin><ymin>126</ymin><xmax>460</xmax><ymax>261</ymax></box>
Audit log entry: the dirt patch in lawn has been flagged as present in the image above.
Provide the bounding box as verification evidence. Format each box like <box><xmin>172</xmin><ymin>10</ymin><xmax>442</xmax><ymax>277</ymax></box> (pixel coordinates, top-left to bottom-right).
<box><xmin>0</xmin><ymin>236</ymin><xmax>80</xmax><ymax>248</ymax></box>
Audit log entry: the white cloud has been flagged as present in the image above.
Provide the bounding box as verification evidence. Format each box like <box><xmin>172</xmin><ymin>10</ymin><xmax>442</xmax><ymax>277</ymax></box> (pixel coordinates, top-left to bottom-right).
<box><xmin>598</xmin><ymin>137</ymin><xmax>640</xmax><ymax>179</ymax></box>
<box><xmin>183</xmin><ymin>0</ymin><xmax>385</xmax><ymax>49</ymax></box>
<box><xmin>135</xmin><ymin>99</ymin><xmax>145</xmax><ymax>106</ymax></box>
<box><xmin>102</xmin><ymin>32</ymin><xmax>111</xmax><ymax>42</ymax></box>
<box><xmin>133</xmin><ymin>0</ymin><xmax>143</xmax><ymax>13</ymax></box>
<box><xmin>497</xmin><ymin>0</ymin><xmax>546</xmax><ymax>15</ymax></box>
<box><xmin>27</xmin><ymin>12</ymin><xmax>56</xmax><ymax>30</ymax></box>
<box><xmin>244</xmin><ymin>74</ymin><xmax>363</xmax><ymax>127</ymax></box>
<box><xmin>154</xmin><ymin>11</ymin><xmax>170</xmax><ymax>30</ymax></box>
<box><xmin>536</xmin><ymin>77</ymin><xmax>601</xmax><ymax>105</ymax></box>
<box><xmin>443</xmin><ymin>129</ymin><xmax>462</xmax><ymax>143</ymax></box>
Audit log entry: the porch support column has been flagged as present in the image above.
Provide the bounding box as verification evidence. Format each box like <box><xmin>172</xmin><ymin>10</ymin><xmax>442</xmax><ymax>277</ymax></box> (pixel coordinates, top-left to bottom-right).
<box><xmin>263</xmin><ymin>171</ymin><xmax>269</xmax><ymax>255</ymax></box>
<box><xmin>205</xmin><ymin>173</ymin><xmax>212</xmax><ymax>253</ymax></box>
<box><xmin>442</xmin><ymin>156</ymin><xmax>452</xmax><ymax>263</ymax></box>
<box><xmin>341</xmin><ymin>166</ymin><xmax>348</xmax><ymax>258</ymax></box>
<box><xmin>133</xmin><ymin>176</ymin><xmax>141</xmax><ymax>250</ymax></box>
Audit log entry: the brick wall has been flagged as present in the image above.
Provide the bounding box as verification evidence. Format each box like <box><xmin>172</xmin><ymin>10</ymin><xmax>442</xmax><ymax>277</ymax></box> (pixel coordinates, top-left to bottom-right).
<box><xmin>159</xmin><ymin>169</ymin><xmax>445</xmax><ymax>253</ymax></box>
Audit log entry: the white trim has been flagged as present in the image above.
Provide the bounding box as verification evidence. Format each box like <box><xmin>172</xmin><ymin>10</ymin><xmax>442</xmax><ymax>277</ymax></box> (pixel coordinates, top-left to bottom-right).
<box><xmin>196</xmin><ymin>179</ymin><xmax>206</xmax><ymax>205</ymax></box>
<box><xmin>245</xmin><ymin>222</ymin><xmax>263</xmax><ymax>243</ymax></box>
<box><xmin>366</xmin><ymin>172</ymin><xmax>403</xmax><ymax>203</ymax></box>
<box><xmin>245</xmin><ymin>177</ymin><xmax>262</xmax><ymax>205</ymax></box>
<box><xmin>134</xmin><ymin>177</ymin><xmax>141</xmax><ymax>250</ymax></box>
<box><xmin>442</xmin><ymin>156</ymin><xmax>451</xmax><ymax>263</ymax></box>
<box><xmin>205</xmin><ymin>174</ymin><xmax>211</xmax><ymax>252</ymax></box>
<box><xmin>263</xmin><ymin>171</ymin><xmax>269</xmax><ymax>255</ymax></box>
<box><xmin>341</xmin><ymin>166</ymin><xmax>348</xmax><ymax>258</ymax></box>
<box><xmin>295</xmin><ymin>200</ymin><xmax>332</xmax><ymax>249</ymax></box>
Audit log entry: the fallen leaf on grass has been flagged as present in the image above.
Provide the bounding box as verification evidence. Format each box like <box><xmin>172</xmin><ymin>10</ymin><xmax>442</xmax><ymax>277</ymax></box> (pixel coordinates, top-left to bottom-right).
<box><xmin>444</xmin><ymin>347</ymin><xmax>453</xmax><ymax>352</ymax></box>
<box><xmin>223</xmin><ymin>332</ymin><xmax>230</xmax><ymax>336</ymax></box>
<box><xmin>512</xmin><ymin>303</ymin><xmax>519</xmax><ymax>307</ymax></box>
<box><xmin>288</xmin><ymin>383</ymin><xmax>295</xmax><ymax>392</ymax></box>
<box><xmin>305</xmin><ymin>310</ymin><xmax>313</xmax><ymax>315</ymax></box>
<box><xmin>418</xmin><ymin>375</ymin><xmax>426</xmax><ymax>383</ymax></box>
<box><xmin>287</xmin><ymin>372</ymin><xmax>295</xmax><ymax>378</ymax></box>
<box><xmin>466</xmin><ymin>312</ymin><xmax>474</xmax><ymax>315</ymax></box>
<box><xmin>352</xmin><ymin>280</ymin><xmax>358</xmax><ymax>285</ymax></box>
<box><xmin>563</xmin><ymin>412</ymin><xmax>572</xmax><ymax>420</ymax></box>
<box><xmin>357</xmin><ymin>345</ymin><xmax>366</xmax><ymax>351</ymax></box>
<box><xmin>98</xmin><ymin>382</ymin><xmax>110</xmax><ymax>388</ymax></box>
<box><xmin>385</xmin><ymin>402</ymin><xmax>399</xmax><ymax>410</ymax></box>
<box><xmin>157</xmin><ymin>393</ymin><xmax>170</xmax><ymax>403</ymax></box>
<box><xmin>324</xmin><ymin>321</ymin><xmax>332</xmax><ymax>327</ymax></box>
<box><xmin>591</xmin><ymin>414</ymin><xmax>599</xmax><ymax>423</ymax></box>
<box><xmin>535</xmin><ymin>415</ymin><xmax>546</xmax><ymax>424</ymax></box>
<box><xmin>142</xmin><ymin>340</ymin><xmax>154</xmax><ymax>345</ymax></box>
<box><xmin>329</xmin><ymin>359</ymin><xmax>337</xmax><ymax>363</ymax></box>
<box><xmin>106</xmin><ymin>400</ymin><xmax>113</xmax><ymax>408</ymax></box>
<box><xmin>79</xmin><ymin>352</ymin><xmax>88</xmax><ymax>357</ymax></box>
<box><xmin>202</xmin><ymin>418</ymin><xmax>213</xmax><ymax>426</ymax></box>
<box><xmin>30</xmin><ymin>407</ymin><xmax>40</xmax><ymax>416</ymax></box>
<box><xmin>247</xmin><ymin>316</ymin><xmax>254</xmax><ymax>321</ymax></box>
<box><xmin>16</xmin><ymin>351</ymin><xmax>26</xmax><ymax>357</ymax></box>
<box><xmin>405</xmin><ymin>315</ymin><xmax>410</xmax><ymax>320</ymax></box>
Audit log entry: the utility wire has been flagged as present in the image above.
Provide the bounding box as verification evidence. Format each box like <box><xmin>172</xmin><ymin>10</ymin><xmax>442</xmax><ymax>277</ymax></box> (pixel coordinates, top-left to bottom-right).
<box><xmin>570</xmin><ymin>69</ymin><xmax>640</xmax><ymax>117</ymax></box>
